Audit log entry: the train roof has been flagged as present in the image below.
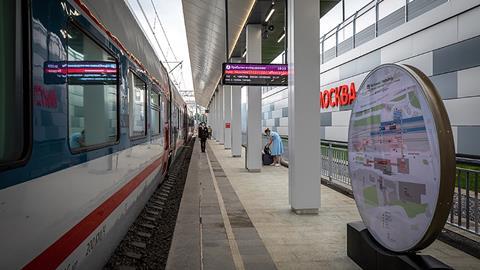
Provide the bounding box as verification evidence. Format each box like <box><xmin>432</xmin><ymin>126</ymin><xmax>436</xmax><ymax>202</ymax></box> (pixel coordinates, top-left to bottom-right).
<box><xmin>77</xmin><ymin>0</ymin><xmax>183</xmax><ymax>102</ymax></box>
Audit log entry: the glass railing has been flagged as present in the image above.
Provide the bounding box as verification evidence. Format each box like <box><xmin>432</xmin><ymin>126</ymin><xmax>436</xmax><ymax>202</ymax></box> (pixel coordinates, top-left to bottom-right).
<box><xmin>320</xmin><ymin>0</ymin><xmax>448</xmax><ymax>64</ymax></box>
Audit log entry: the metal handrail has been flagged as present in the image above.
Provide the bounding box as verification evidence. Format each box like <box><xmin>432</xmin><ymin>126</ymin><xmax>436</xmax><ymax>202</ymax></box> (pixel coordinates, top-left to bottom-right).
<box><xmin>320</xmin><ymin>0</ymin><xmax>448</xmax><ymax>63</ymax></box>
<box><xmin>318</xmin><ymin>139</ymin><xmax>480</xmax><ymax>236</ymax></box>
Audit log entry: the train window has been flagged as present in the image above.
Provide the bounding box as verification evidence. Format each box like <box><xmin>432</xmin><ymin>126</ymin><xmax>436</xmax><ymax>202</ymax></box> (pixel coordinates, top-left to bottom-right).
<box><xmin>150</xmin><ymin>90</ymin><xmax>160</xmax><ymax>135</ymax></box>
<box><xmin>0</xmin><ymin>0</ymin><xmax>28</xmax><ymax>166</ymax></box>
<box><xmin>67</xmin><ymin>25</ymin><xmax>119</xmax><ymax>152</ymax></box>
<box><xmin>128</xmin><ymin>71</ymin><xmax>146</xmax><ymax>138</ymax></box>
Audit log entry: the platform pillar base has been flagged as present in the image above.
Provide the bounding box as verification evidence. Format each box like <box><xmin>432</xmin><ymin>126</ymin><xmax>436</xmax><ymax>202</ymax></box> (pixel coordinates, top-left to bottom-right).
<box><xmin>291</xmin><ymin>208</ymin><xmax>318</xmax><ymax>215</ymax></box>
<box><xmin>347</xmin><ymin>221</ymin><xmax>452</xmax><ymax>270</ymax></box>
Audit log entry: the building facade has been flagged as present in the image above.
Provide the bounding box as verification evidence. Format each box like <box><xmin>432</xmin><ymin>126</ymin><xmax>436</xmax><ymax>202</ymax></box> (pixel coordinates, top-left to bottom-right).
<box><xmin>262</xmin><ymin>0</ymin><xmax>480</xmax><ymax>157</ymax></box>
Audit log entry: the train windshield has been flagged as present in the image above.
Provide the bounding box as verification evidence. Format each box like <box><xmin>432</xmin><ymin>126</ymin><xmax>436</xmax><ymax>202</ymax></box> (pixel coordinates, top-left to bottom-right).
<box><xmin>0</xmin><ymin>0</ymin><xmax>24</xmax><ymax>164</ymax></box>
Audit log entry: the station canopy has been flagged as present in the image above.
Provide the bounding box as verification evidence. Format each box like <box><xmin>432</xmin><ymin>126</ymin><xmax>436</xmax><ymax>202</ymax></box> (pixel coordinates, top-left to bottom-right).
<box><xmin>182</xmin><ymin>0</ymin><xmax>340</xmax><ymax>107</ymax></box>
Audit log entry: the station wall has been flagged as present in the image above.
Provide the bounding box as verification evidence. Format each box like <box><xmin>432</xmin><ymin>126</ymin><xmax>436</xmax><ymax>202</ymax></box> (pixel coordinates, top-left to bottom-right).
<box><xmin>262</xmin><ymin>0</ymin><xmax>480</xmax><ymax>156</ymax></box>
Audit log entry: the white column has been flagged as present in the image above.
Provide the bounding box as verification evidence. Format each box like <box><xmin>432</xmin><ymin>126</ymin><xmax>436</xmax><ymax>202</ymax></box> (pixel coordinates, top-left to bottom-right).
<box><xmin>246</xmin><ymin>24</ymin><xmax>262</xmax><ymax>172</ymax></box>
<box><xmin>288</xmin><ymin>0</ymin><xmax>321</xmax><ymax>214</ymax></box>
<box><xmin>217</xmin><ymin>86</ymin><xmax>225</xmax><ymax>144</ymax></box>
<box><xmin>211</xmin><ymin>94</ymin><xmax>216</xmax><ymax>139</ymax></box>
<box><xmin>224</xmin><ymin>85</ymin><xmax>232</xmax><ymax>149</ymax></box>
<box><xmin>231</xmin><ymin>67</ymin><xmax>242</xmax><ymax>157</ymax></box>
<box><xmin>216</xmin><ymin>91</ymin><xmax>220</xmax><ymax>141</ymax></box>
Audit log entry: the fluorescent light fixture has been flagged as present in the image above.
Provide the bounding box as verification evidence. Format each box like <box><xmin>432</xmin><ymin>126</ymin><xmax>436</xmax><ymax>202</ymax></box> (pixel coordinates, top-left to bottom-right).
<box><xmin>277</xmin><ymin>32</ymin><xmax>285</xmax><ymax>43</ymax></box>
<box><xmin>265</xmin><ymin>6</ymin><xmax>275</xmax><ymax>22</ymax></box>
<box><xmin>242</xmin><ymin>49</ymin><xmax>247</xmax><ymax>58</ymax></box>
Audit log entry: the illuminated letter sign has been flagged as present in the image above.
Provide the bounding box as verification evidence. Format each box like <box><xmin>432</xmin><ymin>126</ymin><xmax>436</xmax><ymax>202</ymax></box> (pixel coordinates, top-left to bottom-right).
<box><xmin>320</xmin><ymin>82</ymin><xmax>356</xmax><ymax>109</ymax></box>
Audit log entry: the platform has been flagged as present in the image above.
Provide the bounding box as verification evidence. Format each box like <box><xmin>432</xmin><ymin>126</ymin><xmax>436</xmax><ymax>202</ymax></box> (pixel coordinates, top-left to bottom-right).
<box><xmin>167</xmin><ymin>140</ymin><xmax>480</xmax><ymax>270</ymax></box>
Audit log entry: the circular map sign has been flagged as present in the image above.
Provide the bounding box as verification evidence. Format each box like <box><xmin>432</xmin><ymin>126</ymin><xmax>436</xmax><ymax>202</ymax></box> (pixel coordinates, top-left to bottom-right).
<box><xmin>348</xmin><ymin>64</ymin><xmax>455</xmax><ymax>252</ymax></box>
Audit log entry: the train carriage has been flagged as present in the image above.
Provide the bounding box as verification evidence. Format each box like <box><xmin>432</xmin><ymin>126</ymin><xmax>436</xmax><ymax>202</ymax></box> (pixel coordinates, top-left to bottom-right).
<box><xmin>0</xmin><ymin>0</ymin><xmax>193</xmax><ymax>269</ymax></box>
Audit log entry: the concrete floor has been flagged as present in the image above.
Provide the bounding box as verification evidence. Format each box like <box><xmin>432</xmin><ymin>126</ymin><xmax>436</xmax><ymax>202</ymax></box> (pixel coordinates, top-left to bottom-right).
<box><xmin>207</xmin><ymin>141</ymin><xmax>480</xmax><ymax>270</ymax></box>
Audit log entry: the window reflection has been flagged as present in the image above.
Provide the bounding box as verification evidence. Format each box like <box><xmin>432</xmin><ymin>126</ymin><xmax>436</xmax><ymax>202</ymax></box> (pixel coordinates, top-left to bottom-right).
<box><xmin>67</xmin><ymin>25</ymin><xmax>118</xmax><ymax>151</ymax></box>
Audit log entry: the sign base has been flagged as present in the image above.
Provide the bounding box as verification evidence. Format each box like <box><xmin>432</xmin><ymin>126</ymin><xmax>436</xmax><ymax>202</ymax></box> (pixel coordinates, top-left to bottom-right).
<box><xmin>347</xmin><ymin>221</ymin><xmax>452</xmax><ymax>270</ymax></box>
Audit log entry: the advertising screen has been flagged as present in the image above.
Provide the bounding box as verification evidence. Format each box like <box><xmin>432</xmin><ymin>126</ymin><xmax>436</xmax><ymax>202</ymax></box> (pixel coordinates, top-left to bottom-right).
<box><xmin>348</xmin><ymin>64</ymin><xmax>455</xmax><ymax>252</ymax></box>
<box><xmin>222</xmin><ymin>63</ymin><xmax>288</xmax><ymax>86</ymax></box>
<box><xmin>44</xmin><ymin>61</ymin><xmax>118</xmax><ymax>85</ymax></box>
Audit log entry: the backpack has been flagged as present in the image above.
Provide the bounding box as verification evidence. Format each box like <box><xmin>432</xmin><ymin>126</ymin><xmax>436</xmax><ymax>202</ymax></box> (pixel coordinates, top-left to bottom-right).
<box><xmin>262</xmin><ymin>146</ymin><xmax>273</xmax><ymax>165</ymax></box>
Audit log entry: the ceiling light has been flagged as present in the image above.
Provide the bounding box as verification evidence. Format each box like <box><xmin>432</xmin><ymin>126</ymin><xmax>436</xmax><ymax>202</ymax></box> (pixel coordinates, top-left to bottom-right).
<box><xmin>277</xmin><ymin>32</ymin><xmax>285</xmax><ymax>43</ymax></box>
<box><xmin>265</xmin><ymin>5</ymin><xmax>275</xmax><ymax>23</ymax></box>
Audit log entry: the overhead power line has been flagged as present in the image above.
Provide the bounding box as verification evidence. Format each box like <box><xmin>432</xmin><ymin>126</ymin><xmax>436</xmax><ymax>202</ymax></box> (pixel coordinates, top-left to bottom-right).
<box><xmin>150</xmin><ymin>0</ymin><xmax>178</xmax><ymax>62</ymax></box>
<box><xmin>135</xmin><ymin>0</ymin><xmax>171</xmax><ymax>70</ymax></box>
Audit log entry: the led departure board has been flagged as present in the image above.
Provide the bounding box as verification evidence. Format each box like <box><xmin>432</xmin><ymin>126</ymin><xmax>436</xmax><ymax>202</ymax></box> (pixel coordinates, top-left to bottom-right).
<box><xmin>222</xmin><ymin>63</ymin><xmax>288</xmax><ymax>86</ymax></box>
<box><xmin>44</xmin><ymin>61</ymin><xmax>118</xmax><ymax>85</ymax></box>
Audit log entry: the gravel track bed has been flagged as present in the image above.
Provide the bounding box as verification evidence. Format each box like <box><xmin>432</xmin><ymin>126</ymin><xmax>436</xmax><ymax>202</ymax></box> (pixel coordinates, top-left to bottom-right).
<box><xmin>104</xmin><ymin>139</ymin><xmax>194</xmax><ymax>270</ymax></box>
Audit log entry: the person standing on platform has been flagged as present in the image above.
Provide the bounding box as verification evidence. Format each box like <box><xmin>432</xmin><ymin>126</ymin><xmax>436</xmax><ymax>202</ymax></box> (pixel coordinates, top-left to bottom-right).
<box><xmin>207</xmin><ymin>125</ymin><xmax>212</xmax><ymax>139</ymax></box>
<box><xmin>265</xmin><ymin>128</ymin><xmax>284</xmax><ymax>167</ymax></box>
<box><xmin>198</xmin><ymin>122</ymin><xmax>208</xmax><ymax>152</ymax></box>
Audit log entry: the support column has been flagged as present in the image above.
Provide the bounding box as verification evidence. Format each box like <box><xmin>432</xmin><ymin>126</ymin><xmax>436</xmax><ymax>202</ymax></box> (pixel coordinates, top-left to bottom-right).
<box><xmin>246</xmin><ymin>24</ymin><xmax>262</xmax><ymax>172</ymax></box>
<box><xmin>231</xmin><ymin>59</ymin><xmax>242</xmax><ymax>157</ymax></box>
<box><xmin>223</xmin><ymin>85</ymin><xmax>232</xmax><ymax>149</ymax></box>
<box><xmin>211</xmin><ymin>94</ymin><xmax>216</xmax><ymax>139</ymax></box>
<box><xmin>217</xmin><ymin>86</ymin><xmax>224</xmax><ymax>144</ymax></box>
<box><xmin>215</xmin><ymin>91</ymin><xmax>220</xmax><ymax>141</ymax></box>
<box><xmin>288</xmin><ymin>0</ymin><xmax>321</xmax><ymax>213</ymax></box>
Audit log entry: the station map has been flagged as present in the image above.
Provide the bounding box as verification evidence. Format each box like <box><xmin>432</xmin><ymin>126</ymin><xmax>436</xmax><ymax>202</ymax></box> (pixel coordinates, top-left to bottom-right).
<box><xmin>348</xmin><ymin>65</ymin><xmax>441</xmax><ymax>252</ymax></box>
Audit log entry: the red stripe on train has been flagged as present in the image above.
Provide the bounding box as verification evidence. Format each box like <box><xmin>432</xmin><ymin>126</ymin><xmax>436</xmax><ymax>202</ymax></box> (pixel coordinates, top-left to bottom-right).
<box><xmin>22</xmin><ymin>153</ymin><xmax>167</xmax><ymax>270</ymax></box>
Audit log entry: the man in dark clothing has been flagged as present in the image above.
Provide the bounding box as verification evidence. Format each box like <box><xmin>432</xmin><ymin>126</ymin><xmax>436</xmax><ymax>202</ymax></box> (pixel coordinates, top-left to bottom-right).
<box><xmin>198</xmin><ymin>122</ymin><xmax>208</xmax><ymax>152</ymax></box>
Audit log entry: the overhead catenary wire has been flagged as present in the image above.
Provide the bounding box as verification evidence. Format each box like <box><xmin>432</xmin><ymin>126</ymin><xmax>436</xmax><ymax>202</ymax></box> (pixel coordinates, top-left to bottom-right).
<box><xmin>135</xmin><ymin>0</ymin><xmax>171</xmax><ymax>70</ymax></box>
<box><xmin>150</xmin><ymin>0</ymin><xmax>178</xmax><ymax>62</ymax></box>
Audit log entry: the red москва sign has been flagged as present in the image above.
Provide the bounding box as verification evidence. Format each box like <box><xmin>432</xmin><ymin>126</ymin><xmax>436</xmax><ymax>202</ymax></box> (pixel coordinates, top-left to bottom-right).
<box><xmin>320</xmin><ymin>83</ymin><xmax>356</xmax><ymax>108</ymax></box>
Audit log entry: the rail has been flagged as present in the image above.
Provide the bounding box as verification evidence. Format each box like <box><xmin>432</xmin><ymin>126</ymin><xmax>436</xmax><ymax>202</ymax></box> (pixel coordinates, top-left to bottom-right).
<box><xmin>320</xmin><ymin>0</ymin><xmax>448</xmax><ymax>64</ymax></box>
<box><xmin>319</xmin><ymin>140</ymin><xmax>480</xmax><ymax>236</ymax></box>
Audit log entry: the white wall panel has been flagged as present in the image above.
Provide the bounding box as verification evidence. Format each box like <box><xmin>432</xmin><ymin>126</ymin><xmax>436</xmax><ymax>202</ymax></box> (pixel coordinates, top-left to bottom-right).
<box><xmin>398</xmin><ymin>52</ymin><xmax>433</xmax><ymax>76</ymax></box>
<box><xmin>324</xmin><ymin>126</ymin><xmax>349</xmax><ymax>142</ymax></box>
<box><xmin>320</xmin><ymin>67</ymin><xmax>340</xmax><ymax>87</ymax></box>
<box><xmin>458</xmin><ymin>6</ymin><xmax>480</xmax><ymax>41</ymax></box>
<box><xmin>272</xmin><ymin>109</ymin><xmax>283</xmax><ymax>118</ymax></box>
<box><xmin>381</xmin><ymin>35</ymin><xmax>414</xmax><ymax>63</ymax></box>
<box><xmin>266</xmin><ymin>119</ymin><xmax>275</xmax><ymax>126</ymax></box>
<box><xmin>411</xmin><ymin>18</ymin><xmax>458</xmax><ymax>56</ymax></box>
<box><xmin>457</xmin><ymin>66</ymin><xmax>480</xmax><ymax>98</ymax></box>
<box><xmin>280</xmin><ymin>117</ymin><xmax>288</xmax><ymax>126</ymax></box>
<box><xmin>274</xmin><ymin>98</ymin><xmax>288</xmax><ymax>110</ymax></box>
<box><xmin>444</xmin><ymin>96</ymin><xmax>480</xmax><ymax>126</ymax></box>
<box><xmin>331</xmin><ymin>111</ymin><xmax>351</xmax><ymax>127</ymax></box>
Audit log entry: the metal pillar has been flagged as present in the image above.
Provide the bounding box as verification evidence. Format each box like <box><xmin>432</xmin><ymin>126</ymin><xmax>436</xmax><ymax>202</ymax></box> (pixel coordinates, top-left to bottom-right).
<box><xmin>224</xmin><ymin>85</ymin><xmax>232</xmax><ymax>149</ymax></box>
<box><xmin>246</xmin><ymin>24</ymin><xmax>262</xmax><ymax>172</ymax></box>
<box><xmin>231</xmin><ymin>60</ymin><xmax>242</xmax><ymax>157</ymax></box>
<box><xmin>212</xmin><ymin>94</ymin><xmax>217</xmax><ymax>139</ymax></box>
<box><xmin>287</xmin><ymin>0</ymin><xmax>321</xmax><ymax>214</ymax></box>
<box><xmin>216</xmin><ymin>90</ymin><xmax>220</xmax><ymax>142</ymax></box>
<box><xmin>217</xmin><ymin>86</ymin><xmax>225</xmax><ymax>144</ymax></box>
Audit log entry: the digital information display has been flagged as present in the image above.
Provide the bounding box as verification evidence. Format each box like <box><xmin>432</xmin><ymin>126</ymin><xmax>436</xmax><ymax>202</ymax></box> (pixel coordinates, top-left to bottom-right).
<box><xmin>348</xmin><ymin>64</ymin><xmax>455</xmax><ymax>252</ymax></box>
<box><xmin>222</xmin><ymin>63</ymin><xmax>288</xmax><ymax>86</ymax></box>
<box><xmin>44</xmin><ymin>61</ymin><xmax>117</xmax><ymax>85</ymax></box>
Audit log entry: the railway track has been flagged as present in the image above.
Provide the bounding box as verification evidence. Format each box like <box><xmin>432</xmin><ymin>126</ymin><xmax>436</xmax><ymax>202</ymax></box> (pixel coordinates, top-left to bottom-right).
<box><xmin>104</xmin><ymin>139</ymin><xmax>195</xmax><ymax>270</ymax></box>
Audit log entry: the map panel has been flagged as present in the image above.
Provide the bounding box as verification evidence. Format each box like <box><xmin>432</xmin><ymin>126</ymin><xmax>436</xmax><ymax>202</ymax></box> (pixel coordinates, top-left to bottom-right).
<box><xmin>348</xmin><ymin>65</ymin><xmax>441</xmax><ymax>252</ymax></box>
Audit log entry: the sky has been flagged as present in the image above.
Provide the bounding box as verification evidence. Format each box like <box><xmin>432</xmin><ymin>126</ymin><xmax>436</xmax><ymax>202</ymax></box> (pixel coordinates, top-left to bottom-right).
<box><xmin>126</xmin><ymin>0</ymin><xmax>195</xmax><ymax>104</ymax></box>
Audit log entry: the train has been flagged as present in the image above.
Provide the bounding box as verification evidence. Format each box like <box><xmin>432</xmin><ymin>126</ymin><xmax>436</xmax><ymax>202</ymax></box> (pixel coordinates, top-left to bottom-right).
<box><xmin>0</xmin><ymin>0</ymin><xmax>194</xmax><ymax>269</ymax></box>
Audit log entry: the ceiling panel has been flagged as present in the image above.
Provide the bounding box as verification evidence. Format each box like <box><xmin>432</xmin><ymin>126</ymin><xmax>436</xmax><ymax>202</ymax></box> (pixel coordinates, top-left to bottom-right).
<box><xmin>182</xmin><ymin>0</ymin><xmax>255</xmax><ymax>107</ymax></box>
